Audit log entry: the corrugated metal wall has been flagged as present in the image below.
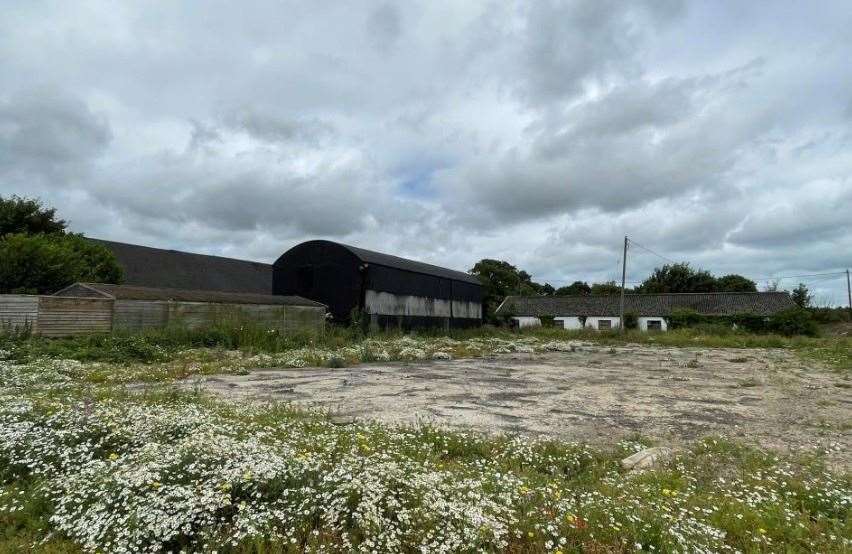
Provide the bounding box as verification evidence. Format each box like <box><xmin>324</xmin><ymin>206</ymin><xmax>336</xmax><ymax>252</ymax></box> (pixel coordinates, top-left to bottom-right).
<box><xmin>0</xmin><ymin>295</ymin><xmax>325</xmax><ymax>336</ymax></box>
<box><xmin>0</xmin><ymin>295</ymin><xmax>40</xmax><ymax>334</ymax></box>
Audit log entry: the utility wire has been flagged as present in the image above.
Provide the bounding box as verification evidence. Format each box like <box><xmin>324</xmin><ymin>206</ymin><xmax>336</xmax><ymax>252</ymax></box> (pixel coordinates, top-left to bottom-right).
<box><xmin>626</xmin><ymin>238</ymin><xmax>679</xmax><ymax>265</ymax></box>
<box><xmin>750</xmin><ymin>271</ymin><xmax>846</xmax><ymax>281</ymax></box>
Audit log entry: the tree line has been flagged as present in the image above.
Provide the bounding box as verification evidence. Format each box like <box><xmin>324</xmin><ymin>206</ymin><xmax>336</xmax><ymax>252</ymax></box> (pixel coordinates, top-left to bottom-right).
<box><xmin>469</xmin><ymin>258</ymin><xmax>814</xmax><ymax>323</ymax></box>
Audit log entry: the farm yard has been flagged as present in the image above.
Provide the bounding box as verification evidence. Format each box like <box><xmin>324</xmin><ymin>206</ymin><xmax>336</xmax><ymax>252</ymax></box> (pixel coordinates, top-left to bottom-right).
<box><xmin>1</xmin><ymin>328</ymin><xmax>850</xmax><ymax>552</ymax></box>
<box><xmin>191</xmin><ymin>345</ymin><xmax>851</xmax><ymax>469</ymax></box>
<box><xmin>4</xmin><ymin>0</ymin><xmax>852</xmax><ymax>551</ymax></box>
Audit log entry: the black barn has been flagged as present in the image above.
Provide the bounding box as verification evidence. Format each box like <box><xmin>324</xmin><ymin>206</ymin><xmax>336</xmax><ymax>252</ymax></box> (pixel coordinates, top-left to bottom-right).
<box><xmin>273</xmin><ymin>240</ymin><xmax>482</xmax><ymax>329</ymax></box>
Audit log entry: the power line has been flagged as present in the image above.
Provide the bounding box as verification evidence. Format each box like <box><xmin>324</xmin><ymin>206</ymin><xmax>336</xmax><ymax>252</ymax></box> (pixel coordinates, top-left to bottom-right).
<box><xmin>626</xmin><ymin>238</ymin><xmax>678</xmax><ymax>265</ymax></box>
<box><xmin>626</xmin><ymin>237</ymin><xmax>847</xmax><ymax>283</ymax></box>
<box><xmin>751</xmin><ymin>271</ymin><xmax>847</xmax><ymax>281</ymax></box>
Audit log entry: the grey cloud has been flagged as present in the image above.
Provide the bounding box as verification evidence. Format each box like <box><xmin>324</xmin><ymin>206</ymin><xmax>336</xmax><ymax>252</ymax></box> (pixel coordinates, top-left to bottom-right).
<box><xmin>728</xmin><ymin>180</ymin><xmax>852</xmax><ymax>248</ymax></box>
<box><xmin>516</xmin><ymin>0</ymin><xmax>685</xmax><ymax>102</ymax></box>
<box><xmin>220</xmin><ymin>109</ymin><xmax>335</xmax><ymax>145</ymax></box>
<box><xmin>439</xmin><ymin>58</ymin><xmax>777</xmax><ymax>224</ymax></box>
<box><xmin>83</xmin><ymin>149</ymin><xmax>379</xmax><ymax>240</ymax></box>
<box><xmin>366</xmin><ymin>3</ymin><xmax>402</xmax><ymax>53</ymax></box>
<box><xmin>0</xmin><ymin>89</ymin><xmax>111</xmax><ymax>181</ymax></box>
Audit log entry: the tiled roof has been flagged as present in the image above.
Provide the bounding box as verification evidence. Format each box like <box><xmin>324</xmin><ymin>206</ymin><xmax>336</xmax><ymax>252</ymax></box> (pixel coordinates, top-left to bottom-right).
<box><xmin>496</xmin><ymin>292</ymin><xmax>796</xmax><ymax>317</ymax></box>
<box><xmin>90</xmin><ymin>239</ymin><xmax>272</xmax><ymax>294</ymax></box>
<box><xmin>59</xmin><ymin>283</ymin><xmax>324</xmax><ymax>307</ymax></box>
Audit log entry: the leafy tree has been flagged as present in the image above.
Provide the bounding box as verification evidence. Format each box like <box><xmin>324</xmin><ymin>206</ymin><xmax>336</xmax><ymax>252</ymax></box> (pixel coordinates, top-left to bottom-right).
<box><xmin>540</xmin><ymin>283</ymin><xmax>555</xmax><ymax>296</ymax></box>
<box><xmin>637</xmin><ymin>263</ymin><xmax>717</xmax><ymax>293</ymax></box>
<box><xmin>0</xmin><ymin>233</ymin><xmax>123</xmax><ymax>294</ymax></box>
<box><xmin>0</xmin><ymin>195</ymin><xmax>66</xmax><ymax>237</ymax></box>
<box><xmin>590</xmin><ymin>281</ymin><xmax>623</xmax><ymax>295</ymax></box>
<box><xmin>790</xmin><ymin>283</ymin><xmax>811</xmax><ymax>308</ymax></box>
<box><xmin>555</xmin><ymin>281</ymin><xmax>591</xmax><ymax>296</ymax></box>
<box><xmin>716</xmin><ymin>274</ymin><xmax>757</xmax><ymax>292</ymax></box>
<box><xmin>470</xmin><ymin>259</ymin><xmax>544</xmax><ymax>322</ymax></box>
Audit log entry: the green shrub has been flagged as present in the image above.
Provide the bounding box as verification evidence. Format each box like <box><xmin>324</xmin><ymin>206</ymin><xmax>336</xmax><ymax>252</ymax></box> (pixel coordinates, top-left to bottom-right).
<box><xmin>667</xmin><ymin>308</ymin><xmax>703</xmax><ymax>329</ymax></box>
<box><xmin>729</xmin><ymin>313</ymin><xmax>768</xmax><ymax>333</ymax></box>
<box><xmin>809</xmin><ymin>307</ymin><xmax>851</xmax><ymax>324</ymax></box>
<box><xmin>623</xmin><ymin>312</ymin><xmax>638</xmax><ymax>330</ymax></box>
<box><xmin>767</xmin><ymin>308</ymin><xmax>819</xmax><ymax>337</ymax></box>
<box><xmin>667</xmin><ymin>308</ymin><xmax>818</xmax><ymax>337</ymax></box>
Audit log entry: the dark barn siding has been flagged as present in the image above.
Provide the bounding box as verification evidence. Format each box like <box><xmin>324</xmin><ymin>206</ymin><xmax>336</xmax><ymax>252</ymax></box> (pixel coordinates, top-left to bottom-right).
<box><xmin>272</xmin><ymin>241</ymin><xmax>363</xmax><ymax>322</ymax></box>
<box><xmin>273</xmin><ymin>240</ymin><xmax>482</xmax><ymax>328</ymax></box>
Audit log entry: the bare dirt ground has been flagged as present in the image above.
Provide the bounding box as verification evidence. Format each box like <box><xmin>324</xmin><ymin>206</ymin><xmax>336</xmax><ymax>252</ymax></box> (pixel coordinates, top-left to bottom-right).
<box><xmin>190</xmin><ymin>345</ymin><xmax>851</xmax><ymax>466</ymax></box>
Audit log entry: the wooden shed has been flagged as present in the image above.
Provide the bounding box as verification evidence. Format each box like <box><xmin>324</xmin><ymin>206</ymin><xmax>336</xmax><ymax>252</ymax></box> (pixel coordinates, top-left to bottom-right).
<box><xmin>0</xmin><ymin>295</ymin><xmax>113</xmax><ymax>337</ymax></box>
<box><xmin>48</xmin><ymin>283</ymin><xmax>327</xmax><ymax>334</ymax></box>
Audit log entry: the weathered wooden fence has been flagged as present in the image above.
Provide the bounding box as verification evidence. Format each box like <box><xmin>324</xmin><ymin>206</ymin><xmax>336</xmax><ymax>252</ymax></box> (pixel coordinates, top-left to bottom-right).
<box><xmin>0</xmin><ymin>295</ymin><xmax>325</xmax><ymax>337</ymax></box>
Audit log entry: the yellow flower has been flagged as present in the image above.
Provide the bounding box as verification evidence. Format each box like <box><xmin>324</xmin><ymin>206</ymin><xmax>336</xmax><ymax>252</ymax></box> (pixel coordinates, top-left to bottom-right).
<box><xmin>527</xmin><ymin>531</ymin><xmax>535</xmax><ymax>538</ymax></box>
<box><xmin>555</xmin><ymin>551</ymin><xmax>564</xmax><ymax>554</ymax></box>
<box><xmin>566</xmin><ymin>514</ymin><xmax>576</xmax><ymax>523</ymax></box>
<box><xmin>149</xmin><ymin>481</ymin><xmax>161</xmax><ymax>489</ymax></box>
<box><xmin>758</xmin><ymin>528</ymin><xmax>767</xmax><ymax>534</ymax></box>
<box><xmin>242</xmin><ymin>471</ymin><xmax>253</xmax><ymax>481</ymax></box>
<box><xmin>108</xmin><ymin>453</ymin><xmax>119</xmax><ymax>461</ymax></box>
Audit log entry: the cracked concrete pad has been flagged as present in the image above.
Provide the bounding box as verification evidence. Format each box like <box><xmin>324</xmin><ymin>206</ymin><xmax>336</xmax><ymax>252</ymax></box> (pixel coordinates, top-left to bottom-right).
<box><xmin>185</xmin><ymin>346</ymin><xmax>851</xmax><ymax>468</ymax></box>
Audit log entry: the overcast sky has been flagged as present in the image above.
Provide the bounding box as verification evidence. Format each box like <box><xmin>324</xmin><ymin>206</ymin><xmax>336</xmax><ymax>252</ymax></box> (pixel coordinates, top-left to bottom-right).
<box><xmin>2</xmin><ymin>1</ymin><xmax>851</xmax><ymax>304</ymax></box>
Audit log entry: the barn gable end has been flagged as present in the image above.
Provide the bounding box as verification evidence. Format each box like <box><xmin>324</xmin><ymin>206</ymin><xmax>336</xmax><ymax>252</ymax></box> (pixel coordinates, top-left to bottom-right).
<box><xmin>273</xmin><ymin>240</ymin><xmax>482</xmax><ymax>329</ymax></box>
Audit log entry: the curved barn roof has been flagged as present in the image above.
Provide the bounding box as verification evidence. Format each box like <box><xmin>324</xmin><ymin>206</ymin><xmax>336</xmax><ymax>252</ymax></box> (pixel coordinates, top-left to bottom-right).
<box><xmin>293</xmin><ymin>240</ymin><xmax>482</xmax><ymax>285</ymax></box>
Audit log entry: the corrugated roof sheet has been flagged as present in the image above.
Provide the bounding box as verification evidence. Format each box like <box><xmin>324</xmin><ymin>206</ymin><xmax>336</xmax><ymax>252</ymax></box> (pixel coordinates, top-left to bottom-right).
<box><xmin>496</xmin><ymin>292</ymin><xmax>796</xmax><ymax>317</ymax></box>
<box><xmin>335</xmin><ymin>242</ymin><xmax>482</xmax><ymax>285</ymax></box>
<box><xmin>90</xmin><ymin>239</ymin><xmax>272</xmax><ymax>294</ymax></box>
<box><xmin>62</xmin><ymin>283</ymin><xmax>325</xmax><ymax>307</ymax></box>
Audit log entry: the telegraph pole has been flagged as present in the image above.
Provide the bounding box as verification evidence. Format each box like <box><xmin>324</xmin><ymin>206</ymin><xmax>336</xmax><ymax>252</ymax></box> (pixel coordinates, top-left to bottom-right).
<box><xmin>620</xmin><ymin>236</ymin><xmax>628</xmax><ymax>332</ymax></box>
<box><xmin>846</xmin><ymin>268</ymin><xmax>851</xmax><ymax>315</ymax></box>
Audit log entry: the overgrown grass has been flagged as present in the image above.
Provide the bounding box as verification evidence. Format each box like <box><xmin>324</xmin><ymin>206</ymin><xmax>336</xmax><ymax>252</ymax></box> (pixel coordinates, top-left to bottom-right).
<box><xmin>2</xmin><ymin>321</ymin><xmax>850</xmax><ymax>375</ymax></box>
<box><xmin>0</xmin><ymin>380</ymin><xmax>849</xmax><ymax>553</ymax></box>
